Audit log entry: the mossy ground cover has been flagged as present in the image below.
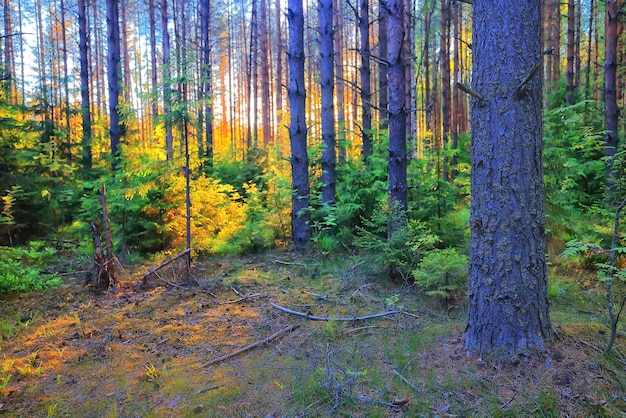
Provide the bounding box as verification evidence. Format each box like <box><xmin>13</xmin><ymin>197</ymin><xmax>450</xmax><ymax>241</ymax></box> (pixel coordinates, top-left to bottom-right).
<box><xmin>0</xmin><ymin>252</ymin><xmax>625</xmax><ymax>417</ymax></box>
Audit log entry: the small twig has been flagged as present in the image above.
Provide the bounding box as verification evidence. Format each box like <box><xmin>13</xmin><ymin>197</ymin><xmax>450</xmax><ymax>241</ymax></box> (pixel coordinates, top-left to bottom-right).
<box><xmin>344</xmin><ymin>325</ymin><xmax>385</xmax><ymax>335</ymax></box>
<box><xmin>150</xmin><ymin>337</ymin><xmax>171</xmax><ymax>351</ymax></box>
<box><xmin>200</xmin><ymin>323</ymin><xmax>301</xmax><ymax>368</ymax></box>
<box><xmin>271</xmin><ymin>302</ymin><xmax>399</xmax><ymax>322</ymax></box>
<box><xmin>303</xmin><ymin>291</ymin><xmax>330</xmax><ymax>301</ymax></box>
<box><xmin>393</xmin><ymin>369</ymin><xmax>419</xmax><ymax>392</ymax></box>
<box><xmin>579</xmin><ymin>339</ymin><xmax>602</xmax><ymax>353</ymax></box>
<box><xmin>143</xmin><ymin>248</ymin><xmax>194</xmax><ymax>283</ymax></box>
<box><xmin>272</xmin><ymin>259</ymin><xmax>306</xmax><ymax>267</ymax></box>
<box><xmin>221</xmin><ymin>293</ymin><xmax>262</xmax><ymax>305</ymax></box>
<box><xmin>516</xmin><ymin>60</ymin><xmax>542</xmax><ymax>97</ymax></box>
<box><xmin>456</xmin><ymin>82</ymin><xmax>484</xmax><ymax>102</ymax></box>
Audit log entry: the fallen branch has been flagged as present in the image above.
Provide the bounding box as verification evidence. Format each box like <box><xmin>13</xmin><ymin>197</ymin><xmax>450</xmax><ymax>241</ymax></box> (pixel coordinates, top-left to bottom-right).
<box><xmin>200</xmin><ymin>323</ymin><xmax>301</xmax><ymax>368</ymax></box>
<box><xmin>143</xmin><ymin>248</ymin><xmax>193</xmax><ymax>284</ymax></box>
<box><xmin>393</xmin><ymin>369</ymin><xmax>419</xmax><ymax>393</ymax></box>
<box><xmin>271</xmin><ymin>302</ymin><xmax>399</xmax><ymax>321</ymax></box>
<box><xmin>222</xmin><ymin>293</ymin><xmax>262</xmax><ymax>304</ymax></box>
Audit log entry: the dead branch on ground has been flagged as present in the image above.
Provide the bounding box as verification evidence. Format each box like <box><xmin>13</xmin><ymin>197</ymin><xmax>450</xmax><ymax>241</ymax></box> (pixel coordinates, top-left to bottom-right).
<box><xmin>200</xmin><ymin>323</ymin><xmax>301</xmax><ymax>368</ymax></box>
<box><xmin>143</xmin><ymin>248</ymin><xmax>193</xmax><ymax>284</ymax></box>
<box><xmin>271</xmin><ymin>302</ymin><xmax>399</xmax><ymax>321</ymax></box>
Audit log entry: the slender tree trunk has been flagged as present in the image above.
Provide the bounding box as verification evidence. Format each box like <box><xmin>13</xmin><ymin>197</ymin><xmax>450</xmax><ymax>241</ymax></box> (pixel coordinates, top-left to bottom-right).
<box><xmin>200</xmin><ymin>0</ymin><xmax>213</xmax><ymax>164</ymax></box>
<box><xmin>604</xmin><ymin>0</ymin><xmax>620</xmax><ymax>196</ymax></box>
<box><xmin>334</xmin><ymin>0</ymin><xmax>346</xmax><ymax>162</ymax></box>
<box><xmin>106</xmin><ymin>0</ymin><xmax>123</xmax><ymax>171</ymax></box>
<box><xmin>584</xmin><ymin>0</ymin><xmax>594</xmax><ymax>99</ymax></box>
<box><xmin>378</xmin><ymin>0</ymin><xmax>388</xmax><ymax>130</ymax></box>
<box><xmin>440</xmin><ymin>0</ymin><xmax>451</xmax><ymax>181</ymax></box>
<box><xmin>359</xmin><ymin>0</ymin><xmax>372</xmax><ymax>159</ymax></box>
<box><xmin>60</xmin><ymin>0</ymin><xmax>72</xmax><ymax>164</ymax></box>
<box><xmin>3</xmin><ymin>0</ymin><xmax>15</xmax><ymax>103</ymax></box>
<box><xmin>161</xmin><ymin>0</ymin><xmax>173</xmax><ymax>161</ymax></box>
<box><xmin>260</xmin><ymin>0</ymin><xmax>271</xmax><ymax>146</ymax></box>
<box><xmin>149</xmin><ymin>0</ymin><xmax>158</xmax><ymax>120</ymax></box>
<box><xmin>451</xmin><ymin>0</ymin><xmax>461</xmax><ymax>178</ymax></box>
<box><xmin>319</xmin><ymin>0</ymin><xmax>336</xmax><ymax>205</ymax></box>
<box><xmin>120</xmin><ymin>0</ymin><xmax>131</xmax><ymax>102</ymax></box>
<box><xmin>466</xmin><ymin>0</ymin><xmax>551</xmax><ymax>355</ymax></box>
<box><xmin>78</xmin><ymin>0</ymin><xmax>92</xmax><ymax>172</ymax></box>
<box><xmin>387</xmin><ymin>0</ymin><xmax>408</xmax><ymax>213</ymax></box>
<box><xmin>287</xmin><ymin>0</ymin><xmax>311</xmax><ymax>250</ymax></box>
<box><xmin>566</xmin><ymin>0</ymin><xmax>575</xmax><ymax>104</ymax></box>
<box><xmin>275</xmin><ymin>0</ymin><xmax>283</xmax><ymax>144</ymax></box>
<box><xmin>249</xmin><ymin>0</ymin><xmax>259</xmax><ymax>149</ymax></box>
<box><xmin>17</xmin><ymin>0</ymin><xmax>24</xmax><ymax>106</ymax></box>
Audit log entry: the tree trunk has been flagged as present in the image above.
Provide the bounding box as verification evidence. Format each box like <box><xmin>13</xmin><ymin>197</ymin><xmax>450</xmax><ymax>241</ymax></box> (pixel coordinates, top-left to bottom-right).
<box><xmin>604</xmin><ymin>0</ymin><xmax>620</xmax><ymax>196</ymax></box>
<box><xmin>466</xmin><ymin>0</ymin><xmax>552</xmax><ymax>356</ymax></box>
<box><xmin>334</xmin><ymin>0</ymin><xmax>347</xmax><ymax>163</ymax></box>
<box><xmin>274</xmin><ymin>0</ymin><xmax>283</xmax><ymax>143</ymax></box>
<box><xmin>161</xmin><ymin>0</ymin><xmax>173</xmax><ymax>161</ymax></box>
<box><xmin>78</xmin><ymin>0</ymin><xmax>92</xmax><ymax>172</ymax></box>
<box><xmin>149</xmin><ymin>0</ymin><xmax>158</xmax><ymax>120</ymax></box>
<box><xmin>200</xmin><ymin>0</ymin><xmax>213</xmax><ymax>164</ymax></box>
<box><xmin>440</xmin><ymin>0</ymin><xmax>451</xmax><ymax>181</ymax></box>
<box><xmin>359</xmin><ymin>0</ymin><xmax>372</xmax><ymax>159</ymax></box>
<box><xmin>106</xmin><ymin>0</ymin><xmax>123</xmax><ymax>171</ymax></box>
<box><xmin>287</xmin><ymin>0</ymin><xmax>311</xmax><ymax>251</ymax></box>
<box><xmin>319</xmin><ymin>0</ymin><xmax>336</xmax><ymax>206</ymax></box>
<box><xmin>3</xmin><ymin>0</ymin><xmax>16</xmax><ymax>103</ymax></box>
<box><xmin>60</xmin><ymin>0</ymin><xmax>72</xmax><ymax>164</ymax></box>
<box><xmin>378</xmin><ymin>0</ymin><xmax>388</xmax><ymax>129</ymax></box>
<box><xmin>566</xmin><ymin>0</ymin><xmax>575</xmax><ymax>104</ymax></box>
<box><xmin>260</xmin><ymin>0</ymin><xmax>272</xmax><ymax>146</ymax></box>
<box><xmin>387</xmin><ymin>0</ymin><xmax>408</xmax><ymax>213</ymax></box>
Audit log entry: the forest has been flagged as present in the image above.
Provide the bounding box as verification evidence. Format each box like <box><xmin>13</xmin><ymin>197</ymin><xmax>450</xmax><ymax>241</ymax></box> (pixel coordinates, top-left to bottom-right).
<box><xmin>0</xmin><ymin>0</ymin><xmax>625</xmax><ymax>416</ymax></box>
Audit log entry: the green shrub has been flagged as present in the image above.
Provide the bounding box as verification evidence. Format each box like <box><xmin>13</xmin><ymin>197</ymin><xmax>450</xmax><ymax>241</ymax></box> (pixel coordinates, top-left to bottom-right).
<box><xmin>0</xmin><ymin>242</ymin><xmax>62</xmax><ymax>293</ymax></box>
<box><xmin>413</xmin><ymin>248</ymin><xmax>468</xmax><ymax>300</ymax></box>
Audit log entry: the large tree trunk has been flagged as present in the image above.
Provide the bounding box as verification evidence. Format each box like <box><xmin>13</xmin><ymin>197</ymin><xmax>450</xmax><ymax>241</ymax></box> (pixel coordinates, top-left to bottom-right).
<box><xmin>106</xmin><ymin>0</ymin><xmax>123</xmax><ymax>171</ymax></box>
<box><xmin>466</xmin><ymin>0</ymin><xmax>552</xmax><ymax>355</ymax></box>
<box><xmin>604</xmin><ymin>0</ymin><xmax>620</xmax><ymax>195</ymax></box>
<box><xmin>319</xmin><ymin>0</ymin><xmax>336</xmax><ymax>206</ymax></box>
<box><xmin>287</xmin><ymin>0</ymin><xmax>311</xmax><ymax>251</ymax></box>
<box><xmin>60</xmin><ymin>0</ymin><xmax>71</xmax><ymax>164</ymax></box>
<box><xmin>78</xmin><ymin>0</ymin><xmax>92</xmax><ymax>172</ymax></box>
<box><xmin>387</xmin><ymin>0</ymin><xmax>408</xmax><ymax>213</ymax></box>
<box><xmin>359</xmin><ymin>0</ymin><xmax>372</xmax><ymax>159</ymax></box>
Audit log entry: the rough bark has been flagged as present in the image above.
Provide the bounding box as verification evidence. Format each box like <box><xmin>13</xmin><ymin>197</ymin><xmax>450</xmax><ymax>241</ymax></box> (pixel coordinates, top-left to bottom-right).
<box><xmin>60</xmin><ymin>0</ymin><xmax>71</xmax><ymax>164</ymax></box>
<box><xmin>148</xmin><ymin>0</ymin><xmax>158</xmax><ymax>119</ymax></box>
<box><xmin>440</xmin><ymin>0</ymin><xmax>451</xmax><ymax>180</ymax></box>
<box><xmin>319</xmin><ymin>0</ymin><xmax>336</xmax><ymax>206</ymax></box>
<box><xmin>359</xmin><ymin>0</ymin><xmax>373</xmax><ymax>159</ymax></box>
<box><xmin>466</xmin><ymin>0</ymin><xmax>552</xmax><ymax>356</ymax></box>
<box><xmin>287</xmin><ymin>0</ymin><xmax>311</xmax><ymax>250</ymax></box>
<box><xmin>604</xmin><ymin>0</ymin><xmax>620</xmax><ymax>195</ymax></box>
<box><xmin>161</xmin><ymin>0</ymin><xmax>173</xmax><ymax>161</ymax></box>
<box><xmin>566</xmin><ymin>0</ymin><xmax>575</xmax><ymax>104</ymax></box>
<box><xmin>334</xmin><ymin>0</ymin><xmax>347</xmax><ymax>162</ymax></box>
<box><xmin>378</xmin><ymin>0</ymin><xmax>389</xmax><ymax>129</ymax></box>
<box><xmin>387</xmin><ymin>0</ymin><xmax>408</xmax><ymax>212</ymax></box>
<box><xmin>200</xmin><ymin>0</ymin><xmax>213</xmax><ymax>164</ymax></box>
<box><xmin>260</xmin><ymin>0</ymin><xmax>272</xmax><ymax>146</ymax></box>
<box><xmin>106</xmin><ymin>0</ymin><xmax>123</xmax><ymax>171</ymax></box>
<box><xmin>78</xmin><ymin>0</ymin><xmax>92</xmax><ymax>172</ymax></box>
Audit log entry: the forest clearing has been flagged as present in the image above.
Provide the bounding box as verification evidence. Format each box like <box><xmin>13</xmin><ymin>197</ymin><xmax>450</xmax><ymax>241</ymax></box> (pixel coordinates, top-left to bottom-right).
<box><xmin>0</xmin><ymin>251</ymin><xmax>625</xmax><ymax>417</ymax></box>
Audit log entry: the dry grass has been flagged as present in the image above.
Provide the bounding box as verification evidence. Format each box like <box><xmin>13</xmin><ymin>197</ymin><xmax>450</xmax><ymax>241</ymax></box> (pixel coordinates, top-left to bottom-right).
<box><xmin>0</xmin><ymin>252</ymin><xmax>625</xmax><ymax>417</ymax></box>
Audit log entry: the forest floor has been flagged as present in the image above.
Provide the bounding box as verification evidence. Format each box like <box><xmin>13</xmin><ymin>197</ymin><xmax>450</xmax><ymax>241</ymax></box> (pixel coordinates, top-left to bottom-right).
<box><xmin>1</xmin><ymin>250</ymin><xmax>625</xmax><ymax>417</ymax></box>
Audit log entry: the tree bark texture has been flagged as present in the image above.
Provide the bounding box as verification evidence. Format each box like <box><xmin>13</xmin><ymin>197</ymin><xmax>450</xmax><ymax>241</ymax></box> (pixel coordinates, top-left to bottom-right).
<box><xmin>378</xmin><ymin>0</ymin><xmax>388</xmax><ymax>130</ymax></box>
<box><xmin>359</xmin><ymin>0</ymin><xmax>373</xmax><ymax>159</ymax></box>
<box><xmin>200</xmin><ymin>0</ymin><xmax>213</xmax><ymax>164</ymax></box>
<box><xmin>78</xmin><ymin>0</ymin><xmax>92</xmax><ymax>172</ymax></box>
<box><xmin>106</xmin><ymin>0</ymin><xmax>123</xmax><ymax>171</ymax></box>
<box><xmin>287</xmin><ymin>0</ymin><xmax>311</xmax><ymax>250</ymax></box>
<box><xmin>387</xmin><ymin>0</ymin><xmax>408</xmax><ymax>212</ymax></box>
<box><xmin>566</xmin><ymin>0</ymin><xmax>576</xmax><ymax>104</ymax></box>
<box><xmin>440</xmin><ymin>0</ymin><xmax>451</xmax><ymax>181</ymax></box>
<box><xmin>319</xmin><ymin>0</ymin><xmax>336</xmax><ymax>206</ymax></box>
<box><xmin>604</xmin><ymin>0</ymin><xmax>620</xmax><ymax>195</ymax></box>
<box><xmin>161</xmin><ymin>0</ymin><xmax>173</xmax><ymax>161</ymax></box>
<box><xmin>466</xmin><ymin>0</ymin><xmax>552</xmax><ymax>355</ymax></box>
